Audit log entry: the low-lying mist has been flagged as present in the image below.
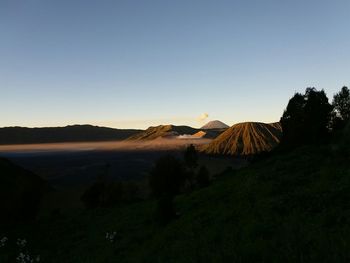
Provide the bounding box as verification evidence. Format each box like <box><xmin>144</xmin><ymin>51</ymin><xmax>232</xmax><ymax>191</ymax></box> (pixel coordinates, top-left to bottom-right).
<box><xmin>0</xmin><ymin>138</ymin><xmax>212</xmax><ymax>155</ymax></box>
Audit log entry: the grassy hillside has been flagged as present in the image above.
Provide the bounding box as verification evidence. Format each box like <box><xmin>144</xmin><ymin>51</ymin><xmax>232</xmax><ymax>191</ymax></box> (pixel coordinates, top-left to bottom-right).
<box><xmin>204</xmin><ymin>122</ymin><xmax>282</xmax><ymax>156</ymax></box>
<box><xmin>0</xmin><ymin>125</ymin><xmax>141</xmax><ymax>145</ymax></box>
<box><xmin>1</xmin><ymin>136</ymin><xmax>350</xmax><ymax>262</ymax></box>
<box><xmin>0</xmin><ymin>158</ymin><xmax>48</xmax><ymax>224</ymax></box>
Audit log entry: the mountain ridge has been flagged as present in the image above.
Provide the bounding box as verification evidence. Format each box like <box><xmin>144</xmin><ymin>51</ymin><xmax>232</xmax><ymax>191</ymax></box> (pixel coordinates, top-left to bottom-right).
<box><xmin>127</xmin><ymin>125</ymin><xmax>198</xmax><ymax>140</ymax></box>
<box><xmin>0</xmin><ymin>125</ymin><xmax>142</xmax><ymax>145</ymax></box>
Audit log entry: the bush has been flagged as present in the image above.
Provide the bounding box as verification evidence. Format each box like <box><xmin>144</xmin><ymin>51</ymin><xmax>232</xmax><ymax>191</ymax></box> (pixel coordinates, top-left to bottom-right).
<box><xmin>149</xmin><ymin>155</ymin><xmax>185</xmax><ymax>198</ymax></box>
<box><xmin>156</xmin><ymin>195</ymin><xmax>175</xmax><ymax>224</ymax></box>
<box><xmin>102</xmin><ymin>182</ymin><xmax>124</xmax><ymax>207</ymax></box>
<box><xmin>0</xmin><ymin>158</ymin><xmax>47</xmax><ymax>224</ymax></box>
<box><xmin>81</xmin><ymin>180</ymin><xmax>143</xmax><ymax>209</ymax></box>
<box><xmin>149</xmin><ymin>155</ymin><xmax>186</xmax><ymax>223</ymax></box>
<box><xmin>196</xmin><ymin>165</ymin><xmax>210</xmax><ymax>188</ymax></box>
<box><xmin>184</xmin><ymin>144</ymin><xmax>198</xmax><ymax>169</ymax></box>
<box><xmin>81</xmin><ymin>181</ymin><xmax>106</xmax><ymax>209</ymax></box>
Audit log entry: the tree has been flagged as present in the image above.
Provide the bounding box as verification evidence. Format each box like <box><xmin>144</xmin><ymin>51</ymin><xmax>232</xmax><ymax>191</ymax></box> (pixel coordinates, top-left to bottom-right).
<box><xmin>81</xmin><ymin>181</ymin><xmax>105</xmax><ymax>209</ymax></box>
<box><xmin>332</xmin><ymin>86</ymin><xmax>350</xmax><ymax>129</ymax></box>
<box><xmin>149</xmin><ymin>155</ymin><xmax>185</xmax><ymax>223</ymax></box>
<box><xmin>184</xmin><ymin>144</ymin><xmax>198</xmax><ymax>169</ymax></box>
<box><xmin>184</xmin><ymin>144</ymin><xmax>198</xmax><ymax>189</ymax></box>
<box><xmin>196</xmin><ymin>165</ymin><xmax>210</xmax><ymax>188</ymax></box>
<box><xmin>280</xmin><ymin>92</ymin><xmax>305</xmax><ymax>146</ymax></box>
<box><xmin>149</xmin><ymin>155</ymin><xmax>185</xmax><ymax>197</ymax></box>
<box><xmin>303</xmin><ymin>88</ymin><xmax>333</xmax><ymax>141</ymax></box>
<box><xmin>280</xmin><ymin>88</ymin><xmax>333</xmax><ymax>147</ymax></box>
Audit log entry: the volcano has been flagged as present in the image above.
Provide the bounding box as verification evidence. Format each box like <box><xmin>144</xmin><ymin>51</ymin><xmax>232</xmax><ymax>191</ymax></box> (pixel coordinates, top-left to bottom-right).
<box><xmin>203</xmin><ymin>122</ymin><xmax>282</xmax><ymax>156</ymax></box>
<box><xmin>201</xmin><ymin>120</ymin><xmax>229</xmax><ymax>130</ymax></box>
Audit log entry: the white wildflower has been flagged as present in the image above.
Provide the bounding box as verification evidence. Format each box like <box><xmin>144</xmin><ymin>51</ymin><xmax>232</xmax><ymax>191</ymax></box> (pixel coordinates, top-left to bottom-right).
<box><xmin>0</xmin><ymin>236</ymin><xmax>8</xmax><ymax>247</ymax></box>
<box><xmin>16</xmin><ymin>252</ymin><xmax>39</xmax><ymax>263</ymax></box>
<box><xmin>105</xmin><ymin>231</ymin><xmax>117</xmax><ymax>243</ymax></box>
<box><xmin>16</xmin><ymin>238</ymin><xmax>27</xmax><ymax>248</ymax></box>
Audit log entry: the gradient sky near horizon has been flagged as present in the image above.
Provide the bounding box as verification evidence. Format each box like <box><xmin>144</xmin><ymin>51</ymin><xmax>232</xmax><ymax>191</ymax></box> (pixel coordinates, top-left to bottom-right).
<box><xmin>1</xmin><ymin>0</ymin><xmax>350</xmax><ymax>129</ymax></box>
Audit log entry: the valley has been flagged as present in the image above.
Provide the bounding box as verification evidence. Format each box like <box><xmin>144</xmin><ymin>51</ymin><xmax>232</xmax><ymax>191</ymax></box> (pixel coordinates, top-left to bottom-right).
<box><xmin>0</xmin><ymin>138</ymin><xmax>243</xmax><ymax>188</ymax></box>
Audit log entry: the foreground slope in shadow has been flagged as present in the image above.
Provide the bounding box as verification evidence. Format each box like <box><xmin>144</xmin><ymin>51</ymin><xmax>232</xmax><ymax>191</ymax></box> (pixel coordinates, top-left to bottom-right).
<box><xmin>4</xmin><ymin>130</ymin><xmax>350</xmax><ymax>262</ymax></box>
<box><xmin>0</xmin><ymin>158</ymin><xmax>47</xmax><ymax>223</ymax></box>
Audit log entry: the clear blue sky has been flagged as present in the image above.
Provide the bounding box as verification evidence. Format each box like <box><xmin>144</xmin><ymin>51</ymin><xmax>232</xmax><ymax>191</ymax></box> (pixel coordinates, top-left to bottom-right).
<box><xmin>1</xmin><ymin>0</ymin><xmax>349</xmax><ymax>129</ymax></box>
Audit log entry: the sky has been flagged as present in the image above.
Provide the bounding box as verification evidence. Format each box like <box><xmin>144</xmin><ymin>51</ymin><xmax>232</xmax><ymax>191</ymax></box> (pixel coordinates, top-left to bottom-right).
<box><xmin>1</xmin><ymin>0</ymin><xmax>350</xmax><ymax>129</ymax></box>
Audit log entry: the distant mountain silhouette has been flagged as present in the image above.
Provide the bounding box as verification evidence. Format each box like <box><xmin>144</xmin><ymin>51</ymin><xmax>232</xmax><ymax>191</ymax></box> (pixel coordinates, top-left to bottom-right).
<box><xmin>201</xmin><ymin>120</ymin><xmax>229</xmax><ymax>130</ymax></box>
<box><xmin>204</xmin><ymin>122</ymin><xmax>282</xmax><ymax>156</ymax></box>
<box><xmin>0</xmin><ymin>125</ymin><xmax>142</xmax><ymax>145</ymax></box>
<box><xmin>127</xmin><ymin>125</ymin><xmax>198</xmax><ymax>140</ymax></box>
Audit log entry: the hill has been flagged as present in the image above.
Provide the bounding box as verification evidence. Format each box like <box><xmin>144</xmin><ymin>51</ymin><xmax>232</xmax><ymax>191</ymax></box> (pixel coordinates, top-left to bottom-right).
<box><xmin>201</xmin><ymin>120</ymin><xmax>229</xmax><ymax>129</ymax></box>
<box><xmin>204</xmin><ymin>122</ymin><xmax>282</xmax><ymax>156</ymax></box>
<box><xmin>0</xmin><ymin>125</ymin><xmax>142</xmax><ymax>145</ymax></box>
<box><xmin>4</xmin><ymin>135</ymin><xmax>350</xmax><ymax>262</ymax></box>
<box><xmin>127</xmin><ymin>125</ymin><xmax>198</xmax><ymax>140</ymax></box>
<box><xmin>190</xmin><ymin>129</ymin><xmax>227</xmax><ymax>139</ymax></box>
<box><xmin>0</xmin><ymin>158</ymin><xmax>47</xmax><ymax>223</ymax></box>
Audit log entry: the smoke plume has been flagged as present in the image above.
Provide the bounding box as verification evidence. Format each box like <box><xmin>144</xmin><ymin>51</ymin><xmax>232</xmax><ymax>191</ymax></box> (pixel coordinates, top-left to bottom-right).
<box><xmin>198</xmin><ymin>113</ymin><xmax>209</xmax><ymax>122</ymax></box>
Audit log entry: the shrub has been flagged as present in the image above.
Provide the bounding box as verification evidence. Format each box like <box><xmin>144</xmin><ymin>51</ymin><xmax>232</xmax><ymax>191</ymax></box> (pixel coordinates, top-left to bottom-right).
<box><xmin>196</xmin><ymin>165</ymin><xmax>210</xmax><ymax>188</ymax></box>
<box><xmin>81</xmin><ymin>181</ymin><xmax>105</xmax><ymax>208</ymax></box>
<box><xmin>149</xmin><ymin>155</ymin><xmax>185</xmax><ymax>198</ymax></box>
<box><xmin>184</xmin><ymin>144</ymin><xmax>198</xmax><ymax>169</ymax></box>
<box><xmin>149</xmin><ymin>155</ymin><xmax>186</xmax><ymax>223</ymax></box>
<box><xmin>0</xmin><ymin>158</ymin><xmax>47</xmax><ymax>224</ymax></box>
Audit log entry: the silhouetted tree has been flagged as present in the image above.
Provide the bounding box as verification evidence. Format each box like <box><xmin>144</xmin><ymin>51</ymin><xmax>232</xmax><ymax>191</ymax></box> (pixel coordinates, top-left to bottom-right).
<box><xmin>184</xmin><ymin>144</ymin><xmax>198</xmax><ymax>169</ymax></box>
<box><xmin>149</xmin><ymin>155</ymin><xmax>185</xmax><ymax>223</ymax></box>
<box><xmin>196</xmin><ymin>165</ymin><xmax>210</xmax><ymax>188</ymax></box>
<box><xmin>183</xmin><ymin>144</ymin><xmax>198</xmax><ymax>189</ymax></box>
<box><xmin>304</xmin><ymin>88</ymin><xmax>333</xmax><ymax>142</ymax></box>
<box><xmin>150</xmin><ymin>155</ymin><xmax>185</xmax><ymax>197</ymax></box>
<box><xmin>156</xmin><ymin>195</ymin><xmax>175</xmax><ymax>224</ymax></box>
<box><xmin>81</xmin><ymin>181</ymin><xmax>105</xmax><ymax>209</ymax></box>
<box><xmin>332</xmin><ymin>86</ymin><xmax>350</xmax><ymax>129</ymax></box>
<box><xmin>280</xmin><ymin>92</ymin><xmax>305</xmax><ymax>146</ymax></box>
<box><xmin>102</xmin><ymin>182</ymin><xmax>124</xmax><ymax>206</ymax></box>
<box><xmin>280</xmin><ymin>88</ymin><xmax>333</xmax><ymax>147</ymax></box>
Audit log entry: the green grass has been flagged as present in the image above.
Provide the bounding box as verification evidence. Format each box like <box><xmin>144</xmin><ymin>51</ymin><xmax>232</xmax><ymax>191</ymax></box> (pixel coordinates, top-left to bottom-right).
<box><xmin>2</xmin><ymin>144</ymin><xmax>350</xmax><ymax>262</ymax></box>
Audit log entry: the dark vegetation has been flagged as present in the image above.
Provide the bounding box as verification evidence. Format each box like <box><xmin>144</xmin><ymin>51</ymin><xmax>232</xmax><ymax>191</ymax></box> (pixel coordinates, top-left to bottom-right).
<box><xmin>81</xmin><ymin>180</ymin><xmax>143</xmax><ymax>209</ymax></box>
<box><xmin>280</xmin><ymin>88</ymin><xmax>333</xmax><ymax>147</ymax></box>
<box><xmin>149</xmin><ymin>155</ymin><xmax>186</xmax><ymax>223</ymax></box>
<box><xmin>280</xmin><ymin>86</ymin><xmax>350</xmax><ymax>148</ymax></box>
<box><xmin>2</xmin><ymin>125</ymin><xmax>350</xmax><ymax>262</ymax></box>
<box><xmin>0</xmin><ymin>125</ymin><xmax>141</xmax><ymax>144</ymax></box>
<box><xmin>80</xmin><ymin>144</ymin><xmax>212</xmax><ymax>224</ymax></box>
<box><xmin>0</xmin><ymin>158</ymin><xmax>48</xmax><ymax>224</ymax></box>
<box><xmin>1</xmin><ymin>86</ymin><xmax>350</xmax><ymax>262</ymax></box>
<box><xmin>196</xmin><ymin>165</ymin><xmax>210</xmax><ymax>187</ymax></box>
<box><xmin>332</xmin><ymin>86</ymin><xmax>350</xmax><ymax>130</ymax></box>
<box><xmin>147</xmin><ymin>145</ymin><xmax>212</xmax><ymax>224</ymax></box>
